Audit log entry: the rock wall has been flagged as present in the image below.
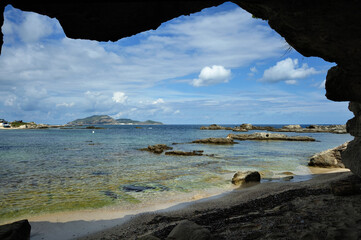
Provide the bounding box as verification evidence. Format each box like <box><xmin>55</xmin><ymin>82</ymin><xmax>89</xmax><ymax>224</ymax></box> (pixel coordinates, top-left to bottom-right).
<box><xmin>342</xmin><ymin>102</ymin><xmax>361</xmax><ymax>176</ymax></box>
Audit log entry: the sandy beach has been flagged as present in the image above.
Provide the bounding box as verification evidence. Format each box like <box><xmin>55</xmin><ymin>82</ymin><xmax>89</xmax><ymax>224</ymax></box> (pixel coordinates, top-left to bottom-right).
<box><xmin>26</xmin><ymin>168</ymin><xmax>361</xmax><ymax>240</ymax></box>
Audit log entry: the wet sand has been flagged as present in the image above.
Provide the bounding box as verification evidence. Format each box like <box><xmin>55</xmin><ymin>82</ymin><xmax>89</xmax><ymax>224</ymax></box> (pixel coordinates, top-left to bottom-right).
<box><xmin>27</xmin><ymin>168</ymin><xmax>360</xmax><ymax>240</ymax></box>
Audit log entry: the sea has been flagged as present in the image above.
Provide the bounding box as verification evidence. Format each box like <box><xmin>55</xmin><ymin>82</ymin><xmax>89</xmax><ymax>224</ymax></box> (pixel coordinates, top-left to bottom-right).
<box><xmin>0</xmin><ymin>124</ymin><xmax>353</xmax><ymax>223</ymax></box>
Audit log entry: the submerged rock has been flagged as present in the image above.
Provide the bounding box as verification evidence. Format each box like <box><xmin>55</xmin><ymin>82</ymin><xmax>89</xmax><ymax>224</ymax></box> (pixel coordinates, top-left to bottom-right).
<box><xmin>0</xmin><ymin>219</ymin><xmax>31</xmax><ymax>240</ymax></box>
<box><xmin>232</xmin><ymin>171</ymin><xmax>261</xmax><ymax>185</ymax></box>
<box><xmin>122</xmin><ymin>184</ymin><xmax>169</xmax><ymax>192</ymax></box>
<box><xmin>167</xmin><ymin>220</ymin><xmax>211</xmax><ymax>240</ymax></box>
<box><xmin>192</xmin><ymin>137</ymin><xmax>236</xmax><ymax>145</ymax></box>
<box><xmin>165</xmin><ymin>150</ymin><xmax>204</xmax><ymax>156</ymax></box>
<box><xmin>309</xmin><ymin>142</ymin><xmax>349</xmax><ymax>168</ymax></box>
<box><xmin>139</xmin><ymin>144</ymin><xmax>173</xmax><ymax>154</ymax></box>
<box><xmin>228</xmin><ymin>132</ymin><xmax>315</xmax><ymax>141</ymax></box>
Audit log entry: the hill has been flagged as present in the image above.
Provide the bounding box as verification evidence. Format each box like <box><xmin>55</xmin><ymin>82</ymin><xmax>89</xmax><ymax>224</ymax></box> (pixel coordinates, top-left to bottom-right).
<box><xmin>67</xmin><ymin>115</ymin><xmax>163</xmax><ymax>125</ymax></box>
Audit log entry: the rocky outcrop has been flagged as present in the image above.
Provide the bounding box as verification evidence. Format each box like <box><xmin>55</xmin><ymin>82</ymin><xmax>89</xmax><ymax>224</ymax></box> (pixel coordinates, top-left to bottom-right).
<box><xmin>200</xmin><ymin>124</ymin><xmax>233</xmax><ymax>130</ymax></box>
<box><xmin>0</xmin><ymin>219</ymin><xmax>31</xmax><ymax>240</ymax></box>
<box><xmin>139</xmin><ymin>144</ymin><xmax>173</xmax><ymax>154</ymax></box>
<box><xmin>231</xmin><ymin>171</ymin><xmax>261</xmax><ymax>185</ymax></box>
<box><xmin>165</xmin><ymin>150</ymin><xmax>204</xmax><ymax>156</ymax></box>
<box><xmin>167</xmin><ymin>220</ymin><xmax>211</xmax><ymax>240</ymax></box>
<box><xmin>192</xmin><ymin>138</ymin><xmax>236</xmax><ymax>145</ymax></box>
<box><xmin>309</xmin><ymin>142</ymin><xmax>348</xmax><ymax>168</ymax></box>
<box><xmin>278</xmin><ymin>125</ymin><xmax>346</xmax><ymax>134</ymax></box>
<box><xmin>228</xmin><ymin>132</ymin><xmax>315</xmax><ymax>141</ymax></box>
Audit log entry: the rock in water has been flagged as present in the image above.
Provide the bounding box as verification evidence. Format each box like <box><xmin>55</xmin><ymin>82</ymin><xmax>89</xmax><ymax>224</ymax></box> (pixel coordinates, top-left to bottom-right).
<box><xmin>139</xmin><ymin>144</ymin><xmax>173</xmax><ymax>154</ymax></box>
<box><xmin>166</xmin><ymin>220</ymin><xmax>211</xmax><ymax>240</ymax></box>
<box><xmin>228</xmin><ymin>132</ymin><xmax>315</xmax><ymax>141</ymax></box>
<box><xmin>232</xmin><ymin>171</ymin><xmax>261</xmax><ymax>185</ymax></box>
<box><xmin>308</xmin><ymin>142</ymin><xmax>349</xmax><ymax>168</ymax></box>
<box><xmin>192</xmin><ymin>138</ymin><xmax>236</xmax><ymax>144</ymax></box>
<box><xmin>0</xmin><ymin>220</ymin><xmax>31</xmax><ymax>240</ymax></box>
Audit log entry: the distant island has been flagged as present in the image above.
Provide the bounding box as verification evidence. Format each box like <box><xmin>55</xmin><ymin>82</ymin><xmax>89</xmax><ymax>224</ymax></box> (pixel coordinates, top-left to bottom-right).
<box><xmin>67</xmin><ymin>115</ymin><xmax>163</xmax><ymax>125</ymax></box>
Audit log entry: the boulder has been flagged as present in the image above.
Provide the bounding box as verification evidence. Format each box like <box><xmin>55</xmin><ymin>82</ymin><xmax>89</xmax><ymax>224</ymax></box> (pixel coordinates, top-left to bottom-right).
<box><xmin>308</xmin><ymin>142</ymin><xmax>348</xmax><ymax>168</ymax></box>
<box><xmin>228</xmin><ymin>132</ymin><xmax>315</xmax><ymax>141</ymax></box>
<box><xmin>232</xmin><ymin>171</ymin><xmax>261</xmax><ymax>185</ymax></box>
<box><xmin>166</xmin><ymin>220</ymin><xmax>211</xmax><ymax>240</ymax></box>
<box><xmin>165</xmin><ymin>150</ymin><xmax>204</xmax><ymax>156</ymax></box>
<box><xmin>192</xmin><ymin>138</ymin><xmax>236</xmax><ymax>145</ymax></box>
<box><xmin>232</xmin><ymin>127</ymin><xmax>248</xmax><ymax>132</ymax></box>
<box><xmin>139</xmin><ymin>144</ymin><xmax>173</xmax><ymax>154</ymax></box>
<box><xmin>0</xmin><ymin>220</ymin><xmax>31</xmax><ymax>240</ymax></box>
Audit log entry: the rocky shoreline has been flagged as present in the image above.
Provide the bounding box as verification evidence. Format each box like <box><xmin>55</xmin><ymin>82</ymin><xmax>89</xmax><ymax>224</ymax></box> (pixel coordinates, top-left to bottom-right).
<box><xmin>200</xmin><ymin>124</ymin><xmax>347</xmax><ymax>134</ymax></box>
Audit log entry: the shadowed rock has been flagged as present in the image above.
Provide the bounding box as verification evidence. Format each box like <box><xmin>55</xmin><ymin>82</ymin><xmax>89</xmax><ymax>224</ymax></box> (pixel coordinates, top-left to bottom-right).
<box><xmin>309</xmin><ymin>142</ymin><xmax>349</xmax><ymax>168</ymax></box>
<box><xmin>228</xmin><ymin>132</ymin><xmax>315</xmax><ymax>141</ymax></box>
<box><xmin>166</xmin><ymin>220</ymin><xmax>211</xmax><ymax>240</ymax></box>
<box><xmin>0</xmin><ymin>220</ymin><xmax>31</xmax><ymax>240</ymax></box>
<box><xmin>192</xmin><ymin>138</ymin><xmax>236</xmax><ymax>145</ymax></box>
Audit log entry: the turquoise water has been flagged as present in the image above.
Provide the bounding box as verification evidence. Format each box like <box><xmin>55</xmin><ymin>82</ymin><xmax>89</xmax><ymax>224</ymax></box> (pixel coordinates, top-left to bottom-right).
<box><xmin>0</xmin><ymin>125</ymin><xmax>352</xmax><ymax>222</ymax></box>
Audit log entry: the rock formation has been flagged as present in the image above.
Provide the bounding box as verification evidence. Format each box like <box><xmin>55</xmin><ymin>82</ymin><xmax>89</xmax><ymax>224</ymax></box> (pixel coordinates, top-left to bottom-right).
<box><xmin>200</xmin><ymin>124</ymin><xmax>233</xmax><ymax>130</ymax></box>
<box><xmin>231</xmin><ymin>171</ymin><xmax>261</xmax><ymax>185</ymax></box>
<box><xmin>165</xmin><ymin>150</ymin><xmax>204</xmax><ymax>156</ymax></box>
<box><xmin>309</xmin><ymin>142</ymin><xmax>348</xmax><ymax>168</ymax></box>
<box><xmin>139</xmin><ymin>144</ymin><xmax>173</xmax><ymax>154</ymax></box>
<box><xmin>0</xmin><ymin>219</ymin><xmax>31</xmax><ymax>240</ymax></box>
<box><xmin>228</xmin><ymin>132</ymin><xmax>315</xmax><ymax>141</ymax></box>
<box><xmin>192</xmin><ymin>137</ymin><xmax>236</xmax><ymax>145</ymax></box>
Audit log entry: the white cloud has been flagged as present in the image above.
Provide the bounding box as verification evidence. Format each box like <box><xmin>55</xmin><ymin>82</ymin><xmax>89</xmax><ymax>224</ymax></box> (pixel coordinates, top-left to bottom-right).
<box><xmin>112</xmin><ymin>92</ymin><xmax>128</xmax><ymax>104</ymax></box>
<box><xmin>152</xmin><ymin>98</ymin><xmax>165</xmax><ymax>104</ymax></box>
<box><xmin>174</xmin><ymin>110</ymin><xmax>180</xmax><ymax>114</ymax></box>
<box><xmin>192</xmin><ymin>65</ymin><xmax>231</xmax><ymax>87</ymax></box>
<box><xmin>56</xmin><ymin>102</ymin><xmax>75</xmax><ymax>108</ymax></box>
<box><xmin>285</xmin><ymin>80</ymin><xmax>297</xmax><ymax>85</ymax></box>
<box><xmin>260</xmin><ymin>58</ymin><xmax>319</xmax><ymax>83</ymax></box>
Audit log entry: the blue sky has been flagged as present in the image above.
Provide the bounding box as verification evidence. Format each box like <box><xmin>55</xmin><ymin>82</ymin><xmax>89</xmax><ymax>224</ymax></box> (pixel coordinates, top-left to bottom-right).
<box><xmin>0</xmin><ymin>2</ymin><xmax>352</xmax><ymax>124</ymax></box>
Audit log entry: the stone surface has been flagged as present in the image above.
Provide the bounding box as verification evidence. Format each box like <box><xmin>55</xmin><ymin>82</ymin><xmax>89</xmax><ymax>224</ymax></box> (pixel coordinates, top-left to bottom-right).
<box><xmin>192</xmin><ymin>138</ymin><xmax>236</xmax><ymax>145</ymax></box>
<box><xmin>342</xmin><ymin>137</ymin><xmax>361</xmax><ymax>177</ymax></box>
<box><xmin>283</xmin><ymin>124</ymin><xmax>302</xmax><ymax>129</ymax></box>
<box><xmin>166</xmin><ymin>220</ymin><xmax>211</xmax><ymax>240</ymax></box>
<box><xmin>330</xmin><ymin>174</ymin><xmax>361</xmax><ymax>196</ymax></box>
<box><xmin>0</xmin><ymin>219</ymin><xmax>31</xmax><ymax>240</ymax></box>
<box><xmin>228</xmin><ymin>132</ymin><xmax>315</xmax><ymax>141</ymax></box>
<box><xmin>231</xmin><ymin>171</ymin><xmax>261</xmax><ymax>185</ymax></box>
<box><xmin>140</xmin><ymin>144</ymin><xmax>173</xmax><ymax>154</ymax></box>
<box><xmin>200</xmin><ymin>124</ymin><xmax>232</xmax><ymax>130</ymax></box>
<box><xmin>165</xmin><ymin>150</ymin><xmax>204</xmax><ymax>156</ymax></box>
<box><xmin>309</xmin><ymin>142</ymin><xmax>348</xmax><ymax>168</ymax></box>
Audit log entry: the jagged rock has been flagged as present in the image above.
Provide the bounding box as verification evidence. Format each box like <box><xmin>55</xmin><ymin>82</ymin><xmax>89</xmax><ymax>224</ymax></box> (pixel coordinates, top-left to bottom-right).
<box><xmin>166</xmin><ymin>220</ymin><xmax>211</xmax><ymax>240</ymax></box>
<box><xmin>139</xmin><ymin>144</ymin><xmax>173</xmax><ymax>154</ymax></box>
<box><xmin>232</xmin><ymin>171</ymin><xmax>261</xmax><ymax>185</ymax></box>
<box><xmin>228</xmin><ymin>132</ymin><xmax>315</xmax><ymax>141</ymax></box>
<box><xmin>309</xmin><ymin>142</ymin><xmax>348</xmax><ymax>168</ymax></box>
<box><xmin>165</xmin><ymin>150</ymin><xmax>204</xmax><ymax>156</ymax></box>
<box><xmin>200</xmin><ymin>124</ymin><xmax>232</xmax><ymax>130</ymax></box>
<box><xmin>279</xmin><ymin>124</ymin><xmax>346</xmax><ymax>134</ymax></box>
<box><xmin>192</xmin><ymin>138</ymin><xmax>236</xmax><ymax>145</ymax></box>
<box><xmin>0</xmin><ymin>219</ymin><xmax>31</xmax><ymax>240</ymax></box>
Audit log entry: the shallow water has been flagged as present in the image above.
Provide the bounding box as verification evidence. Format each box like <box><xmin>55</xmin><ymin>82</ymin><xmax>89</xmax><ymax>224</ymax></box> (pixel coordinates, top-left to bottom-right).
<box><xmin>0</xmin><ymin>124</ymin><xmax>352</xmax><ymax>223</ymax></box>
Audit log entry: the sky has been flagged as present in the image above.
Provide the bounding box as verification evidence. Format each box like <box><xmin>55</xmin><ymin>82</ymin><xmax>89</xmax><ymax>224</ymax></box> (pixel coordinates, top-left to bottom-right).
<box><xmin>0</xmin><ymin>2</ymin><xmax>352</xmax><ymax>124</ymax></box>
